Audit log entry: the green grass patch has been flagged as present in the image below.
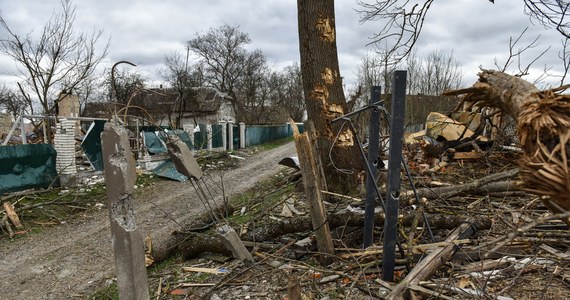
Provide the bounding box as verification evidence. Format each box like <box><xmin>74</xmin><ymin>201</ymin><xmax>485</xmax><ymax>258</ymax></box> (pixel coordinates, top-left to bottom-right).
<box><xmin>228</xmin><ymin>171</ymin><xmax>294</xmax><ymax>226</ymax></box>
<box><xmin>88</xmin><ymin>282</ymin><xmax>119</xmax><ymax>300</ymax></box>
<box><xmin>256</xmin><ymin>137</ymin><xmax>293</xmax><ymax>151</ymax></box>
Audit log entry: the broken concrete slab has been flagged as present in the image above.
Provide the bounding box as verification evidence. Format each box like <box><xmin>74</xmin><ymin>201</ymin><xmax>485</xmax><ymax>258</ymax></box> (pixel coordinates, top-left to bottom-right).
<box><xmin>166</xmin><ymin>136</ymin><xmax>202</xmax><ymax>180</ymax></box>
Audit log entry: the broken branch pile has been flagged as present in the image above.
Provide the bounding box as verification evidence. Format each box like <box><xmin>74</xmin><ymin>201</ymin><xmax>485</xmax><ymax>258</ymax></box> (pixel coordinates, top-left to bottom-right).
<box><xmin>445</xmin><ymin>69</ymin><xmax>570</xmax><ymax>225</ymax></box>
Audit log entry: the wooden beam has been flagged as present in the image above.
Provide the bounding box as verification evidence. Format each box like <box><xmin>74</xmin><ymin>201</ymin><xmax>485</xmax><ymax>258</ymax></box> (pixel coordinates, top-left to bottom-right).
<box><xmin>292</xmin><ymin>122</ymin><xmax>335</xmax><ymax>266</ymax></box>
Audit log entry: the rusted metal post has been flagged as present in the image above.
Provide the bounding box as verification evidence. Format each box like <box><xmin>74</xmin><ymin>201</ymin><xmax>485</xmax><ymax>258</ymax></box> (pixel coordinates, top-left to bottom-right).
<box><xmin>363</xmin><ymin>86</ymin><xmax>381</xmax><ymax>248</ymax></box>
<box><xmin>101</xmin><ymin>123</ymin><xmax>150</xmax><ymax>300</ymax></box>
<box><xmin>383</xmin><ymin>70</ymin><xmax>407</xmax><ymax>282</ymax></box>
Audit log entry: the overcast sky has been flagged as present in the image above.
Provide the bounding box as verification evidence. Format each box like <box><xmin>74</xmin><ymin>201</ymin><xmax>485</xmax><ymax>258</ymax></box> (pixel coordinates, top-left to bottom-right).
<box><xmin>0</xmin><ymin>0</ymin><xmax>565</xmax><ymax>91</ymax></box>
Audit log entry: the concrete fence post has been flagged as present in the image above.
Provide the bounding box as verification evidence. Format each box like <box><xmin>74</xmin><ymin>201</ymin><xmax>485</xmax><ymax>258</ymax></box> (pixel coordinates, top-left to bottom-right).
<box><xmin>101</xmin><ymin>123</ymin><xmax>150</xmax><ymax>300</ymax></box>
<box><xmin>220</xmin><ymin>121</ymin><xmax>227</xmax><ymax>150</ymax></box>
<box><xmin>228</xmin><ymin>121</ymin><xmax>234</xmax><ymax>151</ymax></box>
<box><xmin>184</xmin><ymin>124</ymin><xmax>195</xmax><ymax>150</ymax></box>
<box><xmin>239</xmin><ymin>122</ymin><xmax>246</xmax><ymax>149</ymax></box>
<box><xmin>20</xmin><ymin>117</ymin><xmax>27</xmax><ymax>145</ymax></box>
<box><xmin>207</xmin><ymin>124</ymin><xmax>213</xmax><ymax>151</ymax></box>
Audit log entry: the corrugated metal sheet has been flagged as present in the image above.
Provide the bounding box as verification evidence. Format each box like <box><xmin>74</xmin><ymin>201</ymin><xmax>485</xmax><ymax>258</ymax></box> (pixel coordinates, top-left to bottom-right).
<box><xmin>81</xmin><ymin>120</ymin><xmax>106</xmax><ymax>171</ymax></box>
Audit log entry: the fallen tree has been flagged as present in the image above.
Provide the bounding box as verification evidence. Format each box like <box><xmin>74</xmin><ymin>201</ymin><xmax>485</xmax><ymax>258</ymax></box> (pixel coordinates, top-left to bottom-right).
<box><xmin>403</xmin><ymin>168</ymin><xmax>520</xmax><ymax>201</ymax></box>
<box><xmin>445</xmin><ymin>70</ymin><xmax>570</xmax><ymax>225</ymax></box>
<box><xmin>173</xmin><ymin>208</ymin><xmax>492</xmax><ymax>259</ymax></box>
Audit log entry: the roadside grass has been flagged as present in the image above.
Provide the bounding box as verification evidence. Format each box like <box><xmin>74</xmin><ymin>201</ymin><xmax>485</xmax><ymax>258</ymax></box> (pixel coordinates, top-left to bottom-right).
<box><xmin>255</xmin><ymin>137</ymin><xmax>293</xmax><ymax>151</ymax></box>
<box><xmin>0</xmin><ymin>173</ymin><xmax>163</xmax><ymax>241</ymax></box>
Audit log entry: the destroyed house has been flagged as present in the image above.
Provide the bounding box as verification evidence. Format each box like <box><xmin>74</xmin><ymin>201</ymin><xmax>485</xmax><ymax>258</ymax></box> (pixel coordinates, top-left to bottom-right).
<box><xmin>83</xmin><ymin>87</ymin><xmax>235</xmax><ymax>125</ymax></box>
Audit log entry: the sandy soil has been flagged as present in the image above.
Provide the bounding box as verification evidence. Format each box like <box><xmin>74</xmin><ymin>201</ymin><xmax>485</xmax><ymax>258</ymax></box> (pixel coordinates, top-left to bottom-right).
<box><xmin>0</xmin><ymin>142</ymin><xmax>296</xmax><ymax>299</ymax></box>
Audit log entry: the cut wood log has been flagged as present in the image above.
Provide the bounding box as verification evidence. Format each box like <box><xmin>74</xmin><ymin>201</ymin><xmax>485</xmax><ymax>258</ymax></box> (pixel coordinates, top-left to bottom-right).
<box><xmin>402</xmin><ymin>168</ymin><xmax>520</xmax><ymax>201</ymax></box>
<box><xmin>151</xmin><ymin>205</ymin><xmax>234</xmax><ymax>262</ymax></box>
<box><xmin>3</xmin><ymin>202</ymin><xmax>22</xmax><ymax>228</ymax></box>
<box><xmin>452</xmin><ymin>151</ymin><xmax>483</xmax><ymax>160</ymax></box>
<box><xmin>287</xmin><ymin>273</ymin><xmax>302</xmax><ymax>300</ymax></box>
<box><xmin>386</xmin><ymin>221</ymin><xmax>477</xmax><ymax>300</ymax></box>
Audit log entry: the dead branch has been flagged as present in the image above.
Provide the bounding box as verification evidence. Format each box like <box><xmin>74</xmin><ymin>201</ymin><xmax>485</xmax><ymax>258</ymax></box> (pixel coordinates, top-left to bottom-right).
<box><xmin>386</xmin><ymin>221</ymin><xmax>477</xmax><ymax>300</ymax></box>
<box><xmin>476</xmin><ymin>210</ymin><xmax>570</xmax><ymax>257</ymax></box>
<box><xmin>175</xmin><ymin>210</ymin><xmax>491</xmax><ymax>259</ymax></box>
<box><xmin>403</xmin><ymin>168</ymin><xmax>520</xmax><ymax>201</ymax></box>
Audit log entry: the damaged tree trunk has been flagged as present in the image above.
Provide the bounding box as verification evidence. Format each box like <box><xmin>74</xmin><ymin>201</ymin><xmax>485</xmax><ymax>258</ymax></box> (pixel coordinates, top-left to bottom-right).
<box><xmin>293</xmin><ymin>122</ymin><xmax>335</xmax><ymax>265</ymax></box>
<box><xmin>445</xmin><ymin>70</ymin><xmax>570</xmax><ymax>225</ymax></box>
<box><xmin>297</xmin><ymin>0</ymin><xmax>363</xmax><ymax>193</ymax></box>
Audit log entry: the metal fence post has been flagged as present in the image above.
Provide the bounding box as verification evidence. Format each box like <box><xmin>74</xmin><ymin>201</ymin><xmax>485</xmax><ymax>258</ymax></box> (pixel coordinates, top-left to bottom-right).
<box><xmin>382</xmin><ymin>70</ymin><xmax>407</xmax><ymax>282</ymax></box>
<box><xmin>363</xmin><ymin>86</ymin><xmax>381</xmax><ymax>248</ymax></box>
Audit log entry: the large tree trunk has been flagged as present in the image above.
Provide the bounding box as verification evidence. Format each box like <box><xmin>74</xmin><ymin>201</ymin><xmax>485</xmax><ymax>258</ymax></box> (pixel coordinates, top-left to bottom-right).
<box><xmin>445</xmin><ymin>69</ymin><xmax>570</xmax><ymax>225</ymax></box>
<box><xmin>297</xmin><ymin>0</ymin><xmax>363</xmax><ymax>193</ymax></box>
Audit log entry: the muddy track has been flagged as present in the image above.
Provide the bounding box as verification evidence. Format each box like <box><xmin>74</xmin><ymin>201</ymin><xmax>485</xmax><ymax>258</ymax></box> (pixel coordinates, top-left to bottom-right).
<box><xmin>0</xmin><ymin>142</ymin><xmax>296</xmax><ymax>299</ymax></box>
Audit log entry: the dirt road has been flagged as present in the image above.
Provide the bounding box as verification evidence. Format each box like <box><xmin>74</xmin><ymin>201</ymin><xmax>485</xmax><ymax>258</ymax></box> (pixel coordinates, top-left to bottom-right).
<box><xmin>0</xmin><ymin>142</ymin><xmax>296</xmax><ymax>299</ymax></box>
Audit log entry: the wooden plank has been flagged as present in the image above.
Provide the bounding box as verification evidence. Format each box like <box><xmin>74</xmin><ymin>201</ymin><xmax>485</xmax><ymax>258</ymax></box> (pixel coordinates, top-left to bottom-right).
<box><xmin>452</xmin><ymin>151</ymin><xmax>483</xmax><ymax>160</ymax></box>
<box><xmin>293</xmin><ymin>126</ymin><xmax>335</xmax><ymax>266</ymax></box>
<box><xmin>3</xmin><ymin>202</ymin><xmax>22</xmax><ymax>228</ymax></box>
<box><xmin>101</xmin><ymin>123</ymin><xmax>150</xmax><ymax>300</ymax></box>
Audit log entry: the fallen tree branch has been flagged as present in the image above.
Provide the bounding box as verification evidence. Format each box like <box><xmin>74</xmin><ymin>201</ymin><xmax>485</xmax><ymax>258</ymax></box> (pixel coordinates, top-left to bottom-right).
<box><xmin>175</xmin><ymin>210</ymin><xmax>491</xmax><ymax>259</ymax></box>
<box><xmin>475</xmin><ymin>210</ymin><xmax>570</xmax><ymax>257</ymax></box>
<box><xmin>404</xmin><ymin>177</ymin><xmax>520</xmax><ymax>201</ymax></box>
<box><xmin>386</xmin><ymin>221</ymin><xmax>478</xmax><ymax>300</ymax></box>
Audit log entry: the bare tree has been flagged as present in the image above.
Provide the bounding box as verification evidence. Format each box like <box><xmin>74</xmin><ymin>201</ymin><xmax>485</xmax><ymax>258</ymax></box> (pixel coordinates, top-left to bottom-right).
<box><xmin>417</xmin><ymin>50</ymin><xmax>463</xmax><ymax>95</ymax></box>
<box><xmin>524</xmin><ymin>0</ymin><xmax>570</xmax><ymax>39</ymax></box>
<box><xmin>356</xmin><ymin>0</ymin><xmax>435</xmax><ymax>63</ymax></box>
<box><xmin>104</xmin><ymin>67</ymin><xmax>145</xmax><ymax>104</ymax></box>
<box><xmin>280</xmin><ymin>63</ymin><xmax>306</xmax><ymax>122</ymax></box>
<box><xmin>0</xmin><ymin>0</ymin><xmax>108</xmax><ymax>140</ymax></box>
<box><xmin>494</xmin><ymin>27</ymin><xmax>551</xmax><ymax>76</ymax></box>
<box><xmin>558</xmin><ymin>37</ymin><xmax>570</xmax><ymax>85</ymax></box>
<box><xmin>0</xmin><ymin>84</ymin><xmax>26</xmax><ymax>118</ymax></box>
<box><xmin>356</xmin><ymin>0</ymin><xmax>568</xmax><ymax>64</ymax></box>
<box><xmin>187</xmin><ymin>25</ymin><xmax>266</xmax><ymax>122</ymax></box>
<box><xmin>162</xmin><ymin>49</ymin><xmax>203</xmax><ymax>127</ymax></box>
